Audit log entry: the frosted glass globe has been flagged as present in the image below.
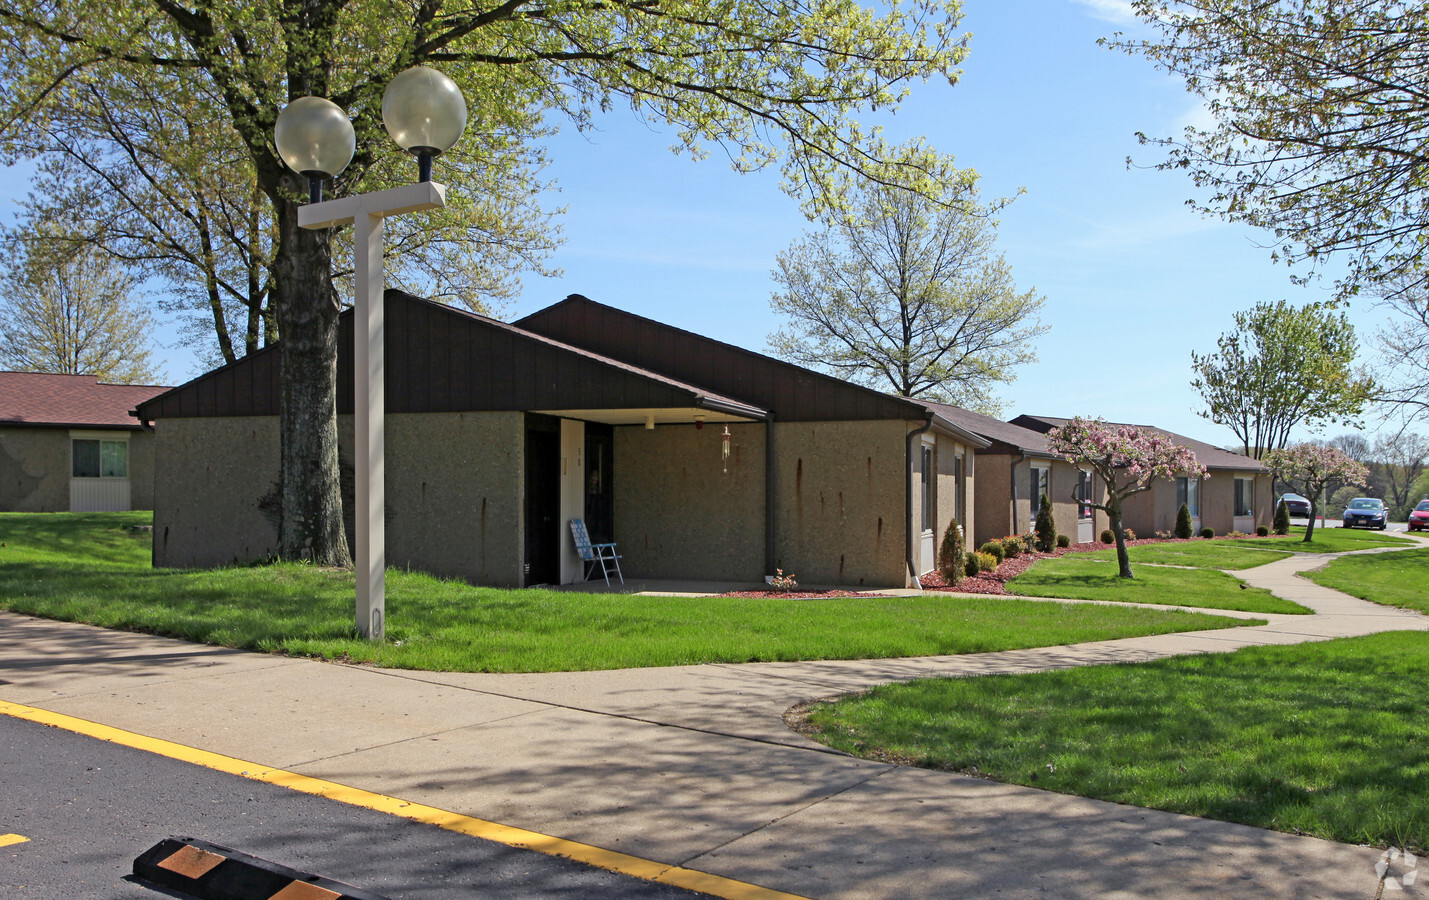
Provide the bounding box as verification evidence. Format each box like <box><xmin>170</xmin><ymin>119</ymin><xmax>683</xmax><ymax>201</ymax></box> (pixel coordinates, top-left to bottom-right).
<box><xmin>274</xmin><ymin>97</ymin><xmax>356</xmax><ymax>177</ymax></box>
<box><xmin>382</xmin><ymin>67</ymin><xmax>468</xmax><ymax>154</ymax></box>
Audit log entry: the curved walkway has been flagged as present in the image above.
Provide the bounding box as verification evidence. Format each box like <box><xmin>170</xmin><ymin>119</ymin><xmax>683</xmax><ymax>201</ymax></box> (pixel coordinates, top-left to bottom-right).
<box><xmin>4</xmin><ymin>535</ymin><xmax>1429</xmax><ymax>899</ymax></box>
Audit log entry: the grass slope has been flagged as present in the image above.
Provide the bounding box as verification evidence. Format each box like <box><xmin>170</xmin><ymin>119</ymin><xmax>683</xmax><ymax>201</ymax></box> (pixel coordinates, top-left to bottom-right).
<box><xmin>1080</xmin><ymin>541</ymin><xmax>1292</xmax><ymax>570</ymax></box>
<box><xmin>799</xmin><ymin>631</ymin><xmax>1429</xmax><ymax>851</ymax></box>
<box><xmin>0</xmin><ymin>513</ymin><xmax>1257</xmax><ymax>673</ymax></box>
<box><xmin>1006</xmin><ymin>557</ymin><xmax>1309</xmax><ymax>614</ymax></box>
<box><xmin>1307</xmin><ymin>548</ymin><xmax>1429</xmax><ymax>616</ymax></box>
<box><xmin>1235</xmin><ymin>526</ymin><xmax>1414</xmax><ymax>554</ymax></box>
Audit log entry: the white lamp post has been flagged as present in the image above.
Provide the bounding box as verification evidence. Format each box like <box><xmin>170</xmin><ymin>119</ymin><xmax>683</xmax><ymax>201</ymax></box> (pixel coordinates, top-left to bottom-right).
<box><xmin>274</xmin><ymin>67</ymin><xmax>468</xmax><ymax>640</ymax></box>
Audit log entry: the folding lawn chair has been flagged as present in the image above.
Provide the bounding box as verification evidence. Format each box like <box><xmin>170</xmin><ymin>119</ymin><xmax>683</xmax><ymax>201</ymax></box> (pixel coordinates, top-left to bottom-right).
<box><xmin>570</xmin><ymin>519</ymin><xmax>623</xmax><ymax>586</ymax></box>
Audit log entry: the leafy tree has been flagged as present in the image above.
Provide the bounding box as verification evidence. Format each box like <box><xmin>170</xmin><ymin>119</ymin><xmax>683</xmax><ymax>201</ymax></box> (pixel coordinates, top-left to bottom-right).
<box><xmin>1372</xmin><ymin>431</ymin><xmax>1429</xmax><ymax>520</ymax></box>
<box><xmin>1262</xmin><ymin>444</ymin><xmax>1369</xmax><ymax>542</ymax></box>
<box><xmin>1374</xmin><ymin>290</ymin><xmax>1429</xmax><ymax>426</ymax></box>
<box><xmin>1116</xmin><ymin>2</ymin><xmax>1429</xmax><ymax>299</ymax></box>
<box><xmin>1046</xmin><ymin>417</ymin><xmax>1207</xmax><ymax>578</ymax></box>
<box><xmin>768</xmin><ymin>145</ymin><xmax>1046</xmax><ymax>412</ymax></box>
<box><xmin>0</xmin><ymin>225</ymin><xmax>161</xmax><ymax>384</ymax></box>
<box><xmin>1191</xmin><ymin>300</ymin><xmax>1373</xmax><ymax>458</ymax></box>
<box><xmin>1174</xmin><ymin>502</ymin><xmax>1193</xmax><ymax>539</ymax></box>
<box><xmin>0</xmin><ymin>0</ymin><xmax>970</xmax><ymax>565</ymax></box>
<box><xmin>1034</xmin><ymin>493</ymin><xmax>1056</xmax><ymax>552</ymax></box>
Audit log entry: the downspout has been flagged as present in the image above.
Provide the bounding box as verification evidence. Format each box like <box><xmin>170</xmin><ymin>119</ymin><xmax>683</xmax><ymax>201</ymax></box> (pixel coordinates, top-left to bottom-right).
<box><xmin>765</xmin><ymin>415</ymin><xmax>776</xmax><ymax>576</ymax></box>
<box><xmin>906</xmin><ymin>411</ymin><xmax>936</xmax><ymax>584</ymax></box>
<box><xmin>1011</xmin><ymin>452</ymin><xmax>1026</xmax><ymax>535</ymax></box>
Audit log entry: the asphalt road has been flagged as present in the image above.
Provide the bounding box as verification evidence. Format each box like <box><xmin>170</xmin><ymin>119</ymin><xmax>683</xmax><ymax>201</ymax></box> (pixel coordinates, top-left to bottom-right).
<box><xmin>1</xmin><ymin>713</ymin><xmax>705</xmax><ymax>900</ymax></box>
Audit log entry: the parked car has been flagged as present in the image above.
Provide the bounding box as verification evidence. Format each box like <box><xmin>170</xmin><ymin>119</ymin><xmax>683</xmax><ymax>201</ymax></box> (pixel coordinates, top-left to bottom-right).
<box><xmin>1409</xmin><ymin>500</ymin><xmax>1429</xmax><ymax>533</ymax></box>
<box><xmin>1342</xmin><ymin>497</ymin><xmax>1388</xmax><ymax>530</ymax></box>
<box><xmin>1278</xmin><ymin>493</ymin><xmax>1311</xmax><ymax>517</ymax></box>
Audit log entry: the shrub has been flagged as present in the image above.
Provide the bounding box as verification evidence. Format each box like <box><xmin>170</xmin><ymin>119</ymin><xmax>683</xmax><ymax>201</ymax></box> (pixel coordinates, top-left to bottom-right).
<box><xmin>1155</xmin><ymin>530</ymin><xmax>1174</xmax><ymax>540</ymax></box>
<box><xmin>1123</xmin><ymin>528</ymin><xmax>1136</xmax><ymax>541</ymax></box>
<box><xmin>974</xmin><ymin>551</ymin><xmax>999</xmax><ymax>572</ymax></box>
<box><xmin>938</xmin><ymin>519</ymin><xmax>965</xmax><ymax>584</ymax></box>
<box><xmin>1034</xmin><ymin>494</ymin><xmax>1056</xmax><ymax>551</ymax></box>
<box><xmin>964</xmin><ymin>552</ymin><xmax>980</xmax><ymax>578</ymax></box>
<box><xmin>979</xmin><ymin>541</ymin><xmax>1005</xmax><ymax>562</ymax></box>
<box><xmin>1001</xmin><ymin>535</ymin><xmax>1023</xmax><ymax>558</ymax></box>
<box><xmin>1273</xmin><ymin>499</ymin><xmax>1291</xmax><ymax>535</ymax></box>
<box><xmin>1257</xmin><ymin>525</ymin><xmax>1270</xmax><ymax>537</ymax></box>
<box><xmin>1174</xmin><ymin>502</ymin><xmax>1193</xmax><ymax>539</ymax></box>
<box><xmin>1100</xmin><ymin>529</ymin><xmax>1115</xmax><ymax>544</ymax></box>
<box><xmin>1056</xmin><ymin>534</ymin><xmax>1070</xmax><ymax>548</ymax></box>
<box><xmin>1200</xmin><ymin>526</ymin><xmax>1215</xmax><ymax>539</ymax></box>
<box><xmin>769</xmin><ymin>569</ymin><xmax>798</xmax><ymax>592</ymax></box>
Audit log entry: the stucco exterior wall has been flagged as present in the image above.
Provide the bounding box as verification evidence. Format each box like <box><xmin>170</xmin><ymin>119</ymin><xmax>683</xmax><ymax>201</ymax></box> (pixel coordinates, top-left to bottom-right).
<box><xmin>1199</xmin><ymin>470</ymin><xmax>1272</xmax><ymax>534</ymax></box>
<box><xmin>971</xmin><ymin>454</ymin><xmax>1085</xmax><ymax>548</ymax></box>
<box><xmin>0</xmin><ymin>426</ymin><xmax>157</xmax><ymax>512</ymax></box>
<box><xmin>152</xmin><ymin>416</ymin><xmax>281</xmax><ymax>567</ymax></box>
<box><xmin>934</xmin><ymin>434</ymin><xmax>974</xmax><ymax>556</ymax></box>
<box><xmin>128</xmin><ymin>431</ymin><xmax>157</xmax><ymax>510</ymax></box>
<box><xmin>153</xmin><ymin>412</ymin><xmax>525</xmax><ymax>585</ymax></box>
<box><xmin>613</xmin><ymin>422</ymin><xmax>766</xmax><ymax>582</ymax></box>
<box><xmin>0</xmin><ymin>427</ymin><xmax>71</xmax><ymax>511</ymax></box>
<box><xmin>341</xmin><ymin>412</ymin><xmax>525</xmax><ymax>588</ymax></box>
<box><xmin>782</xmin><ymin>420</ymin><xmax>908</xmax><ymax>586</ymax></box>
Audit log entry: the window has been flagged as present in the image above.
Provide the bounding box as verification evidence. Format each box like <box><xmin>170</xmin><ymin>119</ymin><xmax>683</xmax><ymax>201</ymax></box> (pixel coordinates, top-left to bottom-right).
<box><xmin>1077</xmin><ymin>469</ymin><xmax>1093</xmax><ymax>519</ymax></box>
<box><xmin>1234</xmin><ymin>478</ymin><xmax>1254</xmax><ymax>517</ymax></box>
<box><xmin>1031</xmin><ymin>465</ymin><xmax>1050</xmax><ymax>514</ymax></box>
<box><xmin>72</xmin><ymin>438</ymin><xmax>127</xmax><ymax>478</ymax></box>
<box><xmin>1176</xmin><ymin>477</ymin><xmax>1199</xmax><ymax>517</ymax></box>
<box><xmin>921</xmin><ymin>444</ymin><xmax>934</xmax><ymax>532</ymax></box>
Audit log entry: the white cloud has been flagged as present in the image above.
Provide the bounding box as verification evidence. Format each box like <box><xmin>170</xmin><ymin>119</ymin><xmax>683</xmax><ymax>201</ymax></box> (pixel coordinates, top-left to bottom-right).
<box><xmin>1070</xmin><ymin>0</ymin><xmax>1138</xmax><ymax>25</ymax></box>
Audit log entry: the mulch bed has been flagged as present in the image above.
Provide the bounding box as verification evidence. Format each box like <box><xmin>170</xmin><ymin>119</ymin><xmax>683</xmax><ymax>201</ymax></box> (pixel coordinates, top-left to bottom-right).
<box><xmin>720</xmin><ymin>532</ymin><xmax>1300</xmax><ymax>599</ymax></box>
<box><xmin>720</xmin><ymin>589</ymin><xmax>889</xmax><ymax>599</ymax></box>
<box><xmin>922</xmin><ymin>532</ymin><xmax>1296</xmax><ymax>595</ymax></box>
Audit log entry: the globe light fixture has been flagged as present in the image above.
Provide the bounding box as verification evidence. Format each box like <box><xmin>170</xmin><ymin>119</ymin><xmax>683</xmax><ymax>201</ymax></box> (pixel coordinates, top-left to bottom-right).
<box><xmin>274</xmin><ymin>68</ymin><xmax>465</xmax><ymax>642</ymax></box>
<box><xmin>382</xmin><ymin>66</ymin><xmax>468</xmax><ymax>182</ymax></box>
<box><xmin>274</xmin><ymin>96</ymin><xmax>356</xmax><ymax>203</ymax></box>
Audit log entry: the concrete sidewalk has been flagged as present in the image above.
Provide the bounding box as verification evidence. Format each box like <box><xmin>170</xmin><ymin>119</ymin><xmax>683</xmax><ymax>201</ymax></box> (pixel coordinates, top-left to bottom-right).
<box><xmin>4</xmin><ymin>539</ymin><xmax>1428</xmax><ymax>899</ymax></box>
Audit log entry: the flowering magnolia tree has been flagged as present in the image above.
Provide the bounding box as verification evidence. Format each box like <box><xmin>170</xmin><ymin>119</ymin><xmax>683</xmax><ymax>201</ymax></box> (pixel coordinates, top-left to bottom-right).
<box><xmin>1261</xmin><ymin>444</ymin><xmax>1370</xmax><ymax>542</ymax></box>
<box><xmin>1046</xmin><ymin>417</ymin><xmax>1208</xmax><ymax>578</ymax></box>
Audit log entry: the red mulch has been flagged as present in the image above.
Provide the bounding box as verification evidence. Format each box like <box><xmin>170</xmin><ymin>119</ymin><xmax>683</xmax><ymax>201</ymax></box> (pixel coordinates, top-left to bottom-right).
<box><xmin>718</xmin><ymin>533</ymin><xmax>1300</xmax><ymax>599</ymax></box>
<box><xmin>921</xmin><ymin>533</ymin><xmax>1298</xmax><ymax>596</ymax></box>
<box><xmin>721</xmin><ymin>589</ymin><xmax>889</xmax><ymax>599</ymax></box>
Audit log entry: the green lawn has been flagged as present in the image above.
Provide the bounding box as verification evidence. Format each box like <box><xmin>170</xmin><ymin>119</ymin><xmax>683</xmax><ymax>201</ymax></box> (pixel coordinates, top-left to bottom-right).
<box><xmin>1080</xmin><ymin>540</ymin><xmax>1292</xmax><ymax>570</ymax></box>
<box><xmin>1306</xmin><ymin>548</ymin><xmax>1429</xmax><ymax>616</ymax></box>
<box><xmin>1006</xmin><ymin>557</ymin><xmax>1309</xmax><ymax>614</ymax></box>
<box><xmin>1234</xmin><ymin>526</ymin><xmax>1414</xmax><ymax>554</ymax></box>
<box><xmin>797</xmin><ymin>631</ymin><xmax>1429</xmax><ymax>851</ymax></box>
<box><xmin>0</xmin><ymin>512</ymin><xmax>1258</xmax><ymax>673</ymax></box>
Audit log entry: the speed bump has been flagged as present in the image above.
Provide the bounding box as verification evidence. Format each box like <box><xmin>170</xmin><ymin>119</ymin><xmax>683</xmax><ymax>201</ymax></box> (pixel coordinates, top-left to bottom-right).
<box><xmin>134</xmin><ymin>837</ymin><xmax>392</xmax><ymax>900</ymax></box>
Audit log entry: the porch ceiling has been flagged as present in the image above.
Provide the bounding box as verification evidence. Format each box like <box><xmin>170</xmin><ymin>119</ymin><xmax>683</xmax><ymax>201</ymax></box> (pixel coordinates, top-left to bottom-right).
<box><xmin>532</xmin><ymin>407</ymin><xmax>761</xmax><ymax>426</ymax></box>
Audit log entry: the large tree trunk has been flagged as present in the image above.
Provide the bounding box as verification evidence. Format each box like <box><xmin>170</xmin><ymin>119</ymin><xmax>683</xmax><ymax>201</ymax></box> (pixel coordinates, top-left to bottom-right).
<box><xmin>1108</xmin><ymin>499</ymin><xmax>1133</xmax><ymax>578</ymax></box>
<box><xmin>270</xmin><ymin>194</ymin><xmax>352</xmax><ymax>567</ymax></box>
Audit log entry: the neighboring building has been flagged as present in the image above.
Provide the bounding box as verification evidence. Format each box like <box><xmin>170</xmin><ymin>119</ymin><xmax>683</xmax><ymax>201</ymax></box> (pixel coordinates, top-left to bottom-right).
<box><xmin>137</xmin><ymin>291</ymin><xmax>990</xmax><ymax>588</ymax></box>
<box><xmin>1011</xmin><ymin>415</ymin><xmax>1273</xmax><ymax>536</ymax></box>
<box><xmin>0</xmin><ymin>372</ymin><xmax>170</xmax><ymax>512</ymax></box>
<box><xmin>923</xmin><ymin>403</ymin><xmax>1107</xmax><ymax>546</ymax></box>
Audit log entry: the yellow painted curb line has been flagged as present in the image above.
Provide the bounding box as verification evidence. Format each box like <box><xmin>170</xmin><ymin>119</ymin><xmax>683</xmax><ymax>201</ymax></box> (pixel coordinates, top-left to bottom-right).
<box><xmin>1</xmin><ymin>833</ymin><xmax>30</xmax><ymax>847</ymax></box>
<box><xmin>0</xmin><ymin>699</ymin><xmax>806</xmax><ymax>900</ymax></box>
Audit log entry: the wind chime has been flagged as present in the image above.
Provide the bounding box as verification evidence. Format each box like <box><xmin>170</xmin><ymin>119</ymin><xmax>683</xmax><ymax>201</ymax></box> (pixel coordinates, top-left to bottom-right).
<box><xmin>722</xmin><ymin>425</ymin><xmax>731</xmax><ymax>474</ymax></box>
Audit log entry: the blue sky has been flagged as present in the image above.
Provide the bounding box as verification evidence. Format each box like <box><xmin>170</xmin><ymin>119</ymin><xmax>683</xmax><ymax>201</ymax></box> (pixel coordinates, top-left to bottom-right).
<box><xmin>1</xmin><ymin>0</ymin><xmax>1388</xmax><ymax>448</ymax></box>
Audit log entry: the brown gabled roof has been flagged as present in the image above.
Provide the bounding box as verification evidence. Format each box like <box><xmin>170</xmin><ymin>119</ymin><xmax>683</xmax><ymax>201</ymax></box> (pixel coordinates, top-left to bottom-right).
<box><xmin>515</xmin><ymin>294</ymin><xmax>991</xmax><ymax>446</ymax></box>
<box><xmin>920</xmin><ymin>401</ymin><xmax>1054</xmax><ymax>457</ymax></box>
<box><xmin>136</xmin><ymin>291</ymin><xmax>767</xmax><ymax>421</ymax></box>
<box><xmin>0</xmin><ymin>372</ymin><xmax>171</xmax><ymax>430</ymax></box>
<box><xmin>1010</xmin><ymin>415</ymin><xmax>1270</xmax><ymax>473</ymax></box>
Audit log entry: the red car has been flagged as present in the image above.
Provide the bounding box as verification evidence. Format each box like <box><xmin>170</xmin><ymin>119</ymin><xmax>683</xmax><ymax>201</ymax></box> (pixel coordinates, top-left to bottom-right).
<box><xmin>1411</xmin><ymin>500</ymin><xmax>1429</xmax><ymax>532</ymax></box>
